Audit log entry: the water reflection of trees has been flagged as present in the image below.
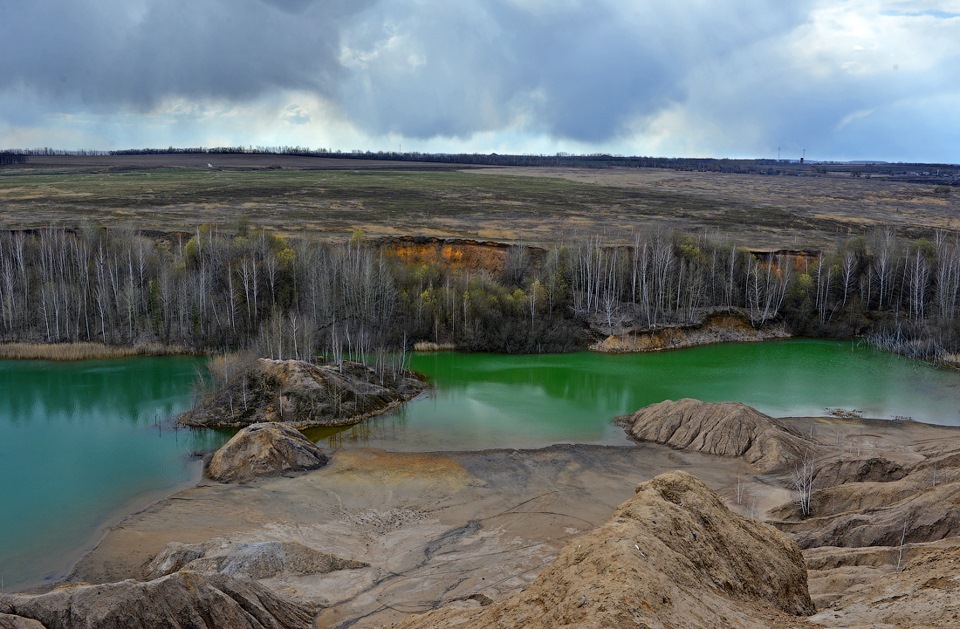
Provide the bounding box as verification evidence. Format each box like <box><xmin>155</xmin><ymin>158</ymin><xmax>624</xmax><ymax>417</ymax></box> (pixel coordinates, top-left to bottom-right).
<box><xmin>413</xmin><ymin>355</ymin><xmax>683</xmax><ymax>416</ymax></box>
<box><xmin>0</xmin><ymin>358</ymin><xmax>202</xmax><ymax>426</ymax></box>
<box><xmin>408</xmin><ymin>344</ymin><xmax>960</xmax><ymax>429</ymax></box>
<box><xmin>303</xmin><ymin>412</ymin><xmax>409</xmax><ymax>448</ymax></box>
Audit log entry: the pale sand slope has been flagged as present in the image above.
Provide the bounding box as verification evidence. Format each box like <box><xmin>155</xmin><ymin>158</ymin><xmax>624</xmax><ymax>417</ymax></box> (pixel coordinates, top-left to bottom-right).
<box><xmin>52</xmin><ymin>414</ymin><xmax>960</xmax><ymax>627</ymax></box>
<box><xmin>64</xmin><ymin>443</ymin><xmax>758</xmax><ymax>628</ymax></box>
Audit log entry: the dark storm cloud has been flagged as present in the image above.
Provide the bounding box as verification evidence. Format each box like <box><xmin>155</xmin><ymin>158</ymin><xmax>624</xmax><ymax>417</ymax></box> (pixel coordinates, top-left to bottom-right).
<box><xmin>0</xmin><ymin>0</ymin><xmax>372</xmax><ymax>113</ymax></box>
<box><xmin>2</xmin><ymin>0</ymin><xmax>806</xmax><ymax>141</ymax></box>
<box><xmin>338</xmin><ymin>1</ymin><xmax>809</xmax><ymax>142</ymax></box>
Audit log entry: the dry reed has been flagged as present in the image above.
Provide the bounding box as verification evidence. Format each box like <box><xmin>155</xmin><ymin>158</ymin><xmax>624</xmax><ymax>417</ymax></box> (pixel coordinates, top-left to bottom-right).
<box><xmin>0</xmin><ymin>342</ymin><xmax>197</xmax><ymax>361</ymax></box>
<box><xmin>412</xmin><ymin>341</ymin><xmax>457</xmax><ymax>352</ymax></box>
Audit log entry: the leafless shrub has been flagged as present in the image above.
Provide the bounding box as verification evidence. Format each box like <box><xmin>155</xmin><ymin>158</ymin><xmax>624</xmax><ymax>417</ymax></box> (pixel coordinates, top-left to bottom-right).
<box><xmin>793</xmin><ymin>454</ymin><xmax>817</xmax><ymax>518</ymax></box>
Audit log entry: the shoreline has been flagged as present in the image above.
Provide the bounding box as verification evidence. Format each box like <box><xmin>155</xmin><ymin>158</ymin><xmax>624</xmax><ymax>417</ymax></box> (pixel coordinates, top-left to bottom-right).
<box><xmin>589</xmin><ymin>310</ymin><xmax>792</xmax><ymax>353</ymax></box>
<box><xmin>8</xmin><ymin>404</ymin><xmax>960</xmax><ymax>594</ymax></box>
<box><xmin>2</xmin><ymin>331</ymin><xmax>953</xmax><ymax>370</ymax></box>
<box><xmin>43</xmin><ymin>415</ymin><xmax>960</xmax><ymax>577</ymax></box>
<box><xmin>6</xmin><ymin>338</ymin><xmax>960</xmax><ymax>597</ymax></box>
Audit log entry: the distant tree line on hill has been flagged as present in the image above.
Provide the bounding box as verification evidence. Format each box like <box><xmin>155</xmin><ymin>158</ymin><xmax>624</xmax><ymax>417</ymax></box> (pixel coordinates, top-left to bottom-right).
<box><xmin>6</xmin><ymin>146</ymin><xmax>958</xmax><ymax>181</ymax></box>
<box><xmin>105</xmin><ymin>148</ymin><xmax>960</xmax><ymax>179</ymax></box>
<box><xmin>2</xmin><ymin>148</ymin><xmax>102</xmax><ymax>157</ymax></box>
<box><xmin>2</xmin><ymin>227</ymin><xmax>960</xmax><ymax>363</ymax></box>
<box><xmin>0</xmin><ymin>152</ymin><xmax>27</xmax><ymax>166</ymax></box>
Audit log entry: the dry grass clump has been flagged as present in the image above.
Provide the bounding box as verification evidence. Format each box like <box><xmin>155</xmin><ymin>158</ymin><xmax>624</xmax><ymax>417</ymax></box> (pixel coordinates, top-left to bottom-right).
<box><xmin>0</xmin><ymin>342</ymin><xmax>193</xmax><ymax>361</ymax></box>
<box><xmin>412</xmin><ymin>341</ymin><xmax>457</xmax><ymax>352</ymax></box>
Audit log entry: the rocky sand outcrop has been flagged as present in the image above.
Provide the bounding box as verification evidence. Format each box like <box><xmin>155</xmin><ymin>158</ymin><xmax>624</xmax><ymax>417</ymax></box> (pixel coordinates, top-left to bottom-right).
<box><xmin>809</xmin><ymin>543</ymin><xmax>960</xmax><ymax>626</ymax></box>
<box><xmin>206</xmin><ymin>422</ymin><xmax>330</xmax><ymax>483</ymax></box>
<box><xmin>620</xmin><ymin>398</ymin><xmax>815</xmax><ymax>473</ymax></box>
<box><xmin>0</xmin><ymin>614</ymin><xmax>44</xmax><ymax>629</ymax></box>
<box><xmin>0</xmin><ymin>571</ymin><xmax>316</xmax><ymax>629</ymax></box>
<box><xmin>397</xmin><ymin>471</ymin><xmax>814</xmax><ymax>628</ymax></box>
<box><xmin>771</xmin><ymin>461</ymin><xmax>960</xmax><ymax>549</ymax></box>
<box><xmin>179</xmin><ymin>358</ymin><xmax>426</xmax><ymax>429</ymax></box>
<box><xmin>811</xmin><ymin>456</ymin><xmax>906</xmax><ymax>487</ymax></box>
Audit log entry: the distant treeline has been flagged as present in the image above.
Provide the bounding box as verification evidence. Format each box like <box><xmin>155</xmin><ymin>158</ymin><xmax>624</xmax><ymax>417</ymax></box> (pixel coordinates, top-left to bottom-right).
<box><xmin>0</xmin><ymin>152</ymin><xmax>27</xmax><ymax>166</ymax></box>
<box><xmin>5</xmin><ymin>146</ymin><xmax>959</xmax><ymax>180</ymax></box>
<box><xmin>2</xmin><ymin>227</ymin><xmax>960</xmax><ymax>362</ymax></box>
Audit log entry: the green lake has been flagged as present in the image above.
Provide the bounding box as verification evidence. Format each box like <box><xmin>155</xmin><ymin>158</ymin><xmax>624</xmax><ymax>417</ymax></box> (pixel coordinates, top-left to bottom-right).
<box><xmin>315</xmin><ymin>339</ymin><xmax>960</xmax><ymax>450</ymax></box>
<box><xmin>4</xmin><ymin>339</ymin><xmax>960</xmax><ymax>590</ymax></box>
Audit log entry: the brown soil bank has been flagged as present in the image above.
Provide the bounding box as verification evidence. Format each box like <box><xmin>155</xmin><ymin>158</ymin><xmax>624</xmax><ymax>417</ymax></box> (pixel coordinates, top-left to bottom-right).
<box><xmin>378</xmin><ymin>236</ymin><xmax>545</xmax><ymax>276</ymax></box>
<box><xmin>590</xmin><ymin>310</ymin><xmax>790</xmax><ymax>353</ymax></box>
<box><xmin>770</xmin><ymin>459</ymin><xmax>960</xmax><ymax>549</ymax></box>
<box><xmin>179</xmin><ymin>358</ymin><xmax>426</xmax><ymax>429</ymax></box>
<box><xmin>621</xmin><ymin>399</ymin><xmax>960</xmax><ymax>552</ymax></box>
<box><xmin>618</xmin><ymin>399</ymin><xmax>960</xmax><ymax>626</ymax></box>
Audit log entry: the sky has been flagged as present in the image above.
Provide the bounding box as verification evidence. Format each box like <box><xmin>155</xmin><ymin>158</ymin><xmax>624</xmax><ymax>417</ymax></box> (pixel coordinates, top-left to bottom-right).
<box><xmin>1</xmin><ymin>0</ymin><xmax>958</xmax><ymax>163</ymax></box>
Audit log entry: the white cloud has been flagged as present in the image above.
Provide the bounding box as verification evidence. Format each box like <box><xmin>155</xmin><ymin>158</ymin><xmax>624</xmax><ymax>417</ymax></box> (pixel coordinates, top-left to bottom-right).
<box><xmin>836</xmin><ymin>108</ymin><xmax>876</xmax><ymax>130</ymax></box>
<box><xmin>791</xmin><ymin>1</ymin><xmax>959</xmax><ymax>78</ymax></box>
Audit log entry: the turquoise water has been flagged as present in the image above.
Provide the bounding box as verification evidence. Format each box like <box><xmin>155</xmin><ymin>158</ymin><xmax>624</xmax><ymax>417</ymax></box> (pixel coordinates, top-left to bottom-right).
<box><xmin>0</xmin><ymin>357</ymin><xmax>226</xmax><ymax>590</ymax></box>
<box><xmin>5</xmin><ymin>339</ymin><xmax>960</xmax><ymax>590</ymax></box>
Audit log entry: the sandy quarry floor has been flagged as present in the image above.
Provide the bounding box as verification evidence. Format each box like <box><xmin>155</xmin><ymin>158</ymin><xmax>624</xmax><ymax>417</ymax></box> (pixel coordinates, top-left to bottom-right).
<box><xmin>63</xmin><ymin>416</ymin><xmax>960</xmax><ymax>627</ymax></box>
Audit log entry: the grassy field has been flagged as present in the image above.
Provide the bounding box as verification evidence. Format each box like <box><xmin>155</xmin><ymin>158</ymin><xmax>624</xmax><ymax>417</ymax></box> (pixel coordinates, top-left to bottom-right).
<box><xmin>1</xmin><ymin>154</ymin><xmax>957</xmax><ymax>248</ymax></box>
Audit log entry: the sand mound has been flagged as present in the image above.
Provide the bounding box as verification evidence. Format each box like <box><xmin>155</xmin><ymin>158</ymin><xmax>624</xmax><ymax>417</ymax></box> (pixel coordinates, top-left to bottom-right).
<box><xmin>207</xmin><ymin>422</ymin><xmax>329</xmax><ymax>483</ymax></box>
<box><xmin>146</xmin><ymin>540</ymin><xmax>367</xmax><ymax>581</ymax></box>
<box><xmin>910</xmin><ymin>450</ymin><xmax>960</xmax><ymax>485</ymax></box>
<box><xmin>621</xmin><ymin>399</ymin><xmax>814</xmax><ymax>472</ymax></box>
<box><xmin>0</xmin><ymin>571</ymin><xmax>315</xmax><ymax>629</ymax></box>
<box><xmin>396</xmin><ymin>471</ymin><xmax>814</xmax><ymax>628</ymax></box>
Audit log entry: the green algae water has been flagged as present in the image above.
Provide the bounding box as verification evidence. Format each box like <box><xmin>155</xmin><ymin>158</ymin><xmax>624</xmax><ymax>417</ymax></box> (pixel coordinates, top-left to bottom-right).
<box><xmin>314</xmin><ymin>339</ymin><xmax>960</xmax><ymax>451</ymax></box>
<box><xmin>5</xmin><ymin>339</ymin><xmax>960</xmax><ymax>591</ymax></box>
<box><xmin>0</xmin><ymin>357</ymin><xmax>227</xmax><ymax>591</ymax></box>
